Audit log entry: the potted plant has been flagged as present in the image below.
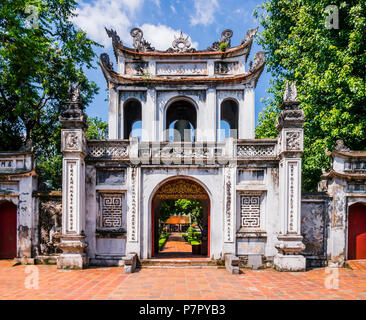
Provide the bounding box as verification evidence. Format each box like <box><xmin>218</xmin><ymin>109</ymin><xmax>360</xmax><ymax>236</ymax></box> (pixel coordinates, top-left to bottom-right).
<box><xmin>191</xmin><ymin>240</ymin><xmax>201</xmax><ymax>255</ymax></box>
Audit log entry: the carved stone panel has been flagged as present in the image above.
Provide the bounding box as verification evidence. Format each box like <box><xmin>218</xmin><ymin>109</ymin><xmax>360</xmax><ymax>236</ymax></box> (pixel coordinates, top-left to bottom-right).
<box><xmin>240</xmin><ymin>194</ymin><xmax>261</xmax><ymax>228</ymax></box>
<box><xmin>224</xmin><ymin>167</ymin><xmax>235</xmax><ymax>243</ymax></box>
<box><xmin>65</xmin><ymin>160</ymin><xmax>78</xmax><ymax>234</ymax></box>
<box><xmin>156</xmin><ymin>62</ymin><xmax>207</xmax><ymax>76</ymax></box>
<box><xmin>98</xmin><ymin>193</ymin><xmax>124</xmax><ymax>230</ymax></box>
<box><xmin>125</xmin><ymin>62</ymin><xmax>149</xmax><ymax>76</ymax></box>
<box><xmin>128</xmin><ymin>167</ymin><xmax>139</xmax><ymax>242</ymax></box>
<box><xmin>62</xmin><ymin>130</ymin><xmax>85</xmax><ymax>154</ymax></box>
<box><xmin>214</xmin><ymin>61</ymin><xmax>239</xmax><ymax>75</ymax></box>
<box><xmin>154</xmin><ymin>179</ymin><xmax>208</xmax><ymax>200</ymax></box>
<box><xmin>280</xmin><ymin>129</ymin><xmax>303</xmax><ymax>153</ymax></box>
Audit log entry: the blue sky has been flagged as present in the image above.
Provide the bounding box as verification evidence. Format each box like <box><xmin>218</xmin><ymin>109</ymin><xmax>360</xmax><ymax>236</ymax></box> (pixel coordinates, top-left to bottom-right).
<box><xmin>73</xmin><ymin>0</ymin><xmax>272</xmax><ymax>125</ymax></box>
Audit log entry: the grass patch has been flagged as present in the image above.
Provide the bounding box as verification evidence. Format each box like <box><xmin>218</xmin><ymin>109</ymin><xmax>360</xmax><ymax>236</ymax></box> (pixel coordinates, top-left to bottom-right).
<box><xmin>158</xmin><ymin>233</ymin><xmax>170</xmax><ymax>251</ymax></box>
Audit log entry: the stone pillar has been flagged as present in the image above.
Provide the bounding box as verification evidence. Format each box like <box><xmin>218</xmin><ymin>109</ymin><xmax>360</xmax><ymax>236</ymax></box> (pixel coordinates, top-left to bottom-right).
<box><xmin>142</xmin><ymin>88</ymin><xmax>156</xmax><ymax>141</ymax></box>
<box><xmin>199</xmin><ymin>86</ymin><xmax>216</xmax><ymax>141</ymax></box>
<box><xmin>274</xmin><ymin>82</ymin><xmax>306</xmax><ymax>271</ymax></box>
<box><xmin>108</xmin><ymin>84</ymin><xmax>119</xmax><ymax>139</ymax></box>
<box><xmin>57</xmin><ymin>83</ymin><xmax>88</xmax><ymax>269</ymax></box>
<box><xmin>126</xmin><ymin>166</ymin><xmax>141</xmax><ymax>256</ymax></box>
<box><xmin>241</xmin><ymin>84</ymin><xmax>255</xmax><ymax>139</ymax></box>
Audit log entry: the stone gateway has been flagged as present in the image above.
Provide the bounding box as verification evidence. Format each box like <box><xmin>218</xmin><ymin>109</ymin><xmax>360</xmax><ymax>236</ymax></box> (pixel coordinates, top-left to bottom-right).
<box><xmin>1</xmin><ymin>27</ymin><xmax>365</xmax><ymax>272</ymax></box>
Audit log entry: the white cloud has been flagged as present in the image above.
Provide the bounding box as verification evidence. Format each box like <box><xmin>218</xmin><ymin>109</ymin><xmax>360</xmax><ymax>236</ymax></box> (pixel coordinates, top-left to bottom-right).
<box><xmin>190</xmin><ymin>0</ymin><xmax>219</xmax><ymax>26</ymax></box>
<box><xmin>72</xmin><ymin>0</ymin><xmax>199</xmax><ymax>50</ymax></box>
<box><xmin>140</xmin><ymin>24</ymin><xmax>199</xmax><ymax>50</ymax></box>
<box><xmin>170</xmin><ymin>5</ymin><xmax>176</xmax><ymax>14</ymax></box>
<box><xmin>73</xmin><ymin>0</ymin><xmax>144</xmax><ymax>48</ymax></box>
<box><xmin>151</xmin><ymin>0</ymin><xmax>160</xmax><ymax>7</ymax></box>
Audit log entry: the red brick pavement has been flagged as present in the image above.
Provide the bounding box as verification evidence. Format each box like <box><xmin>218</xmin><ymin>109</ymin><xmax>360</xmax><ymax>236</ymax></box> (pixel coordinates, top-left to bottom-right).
<box><xmin>156</xmin><ymin>232</ymin><xmax>205</xmax><ymax>259</ymax></box>
<box><xmin>347</xmin><ymin>260</ymin><xmax>366</xmax><ymax>271</ymax></box>
<box><xmin>0</xmin><ymin>260</ymin><xmax>366</xmax><ymax>300</ymax></box>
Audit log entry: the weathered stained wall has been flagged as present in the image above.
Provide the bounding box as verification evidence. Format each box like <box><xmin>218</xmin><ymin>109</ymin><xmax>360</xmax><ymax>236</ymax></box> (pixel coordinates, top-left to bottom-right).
<box><xmin>301</xmin><ymin>194</ymin><xmax>329</xmax><ymax>268</ymax></box>
<box><xmin>37</xmin><ymin>194</ymin><xmax>62</xmax><ymax>256</ymax></box>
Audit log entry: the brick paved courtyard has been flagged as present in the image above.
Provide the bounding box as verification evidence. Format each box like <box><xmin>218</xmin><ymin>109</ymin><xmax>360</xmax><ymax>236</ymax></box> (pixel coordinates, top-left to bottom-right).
<box><xmin>0</xmin><ymin>260</ymin><xmax>366</xmax><ymax>300</ymax></box>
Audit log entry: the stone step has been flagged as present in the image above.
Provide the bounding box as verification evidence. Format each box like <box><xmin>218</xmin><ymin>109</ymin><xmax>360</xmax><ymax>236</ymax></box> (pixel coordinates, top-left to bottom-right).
<box><xmin>345</xmin><ymin>259</ymin><xmax>366</xmax><ymax>270</ymax></box>
<box><xmin>140</xmin><ymin>259</ymin><xmax>220</xmax><ymax>268</ymax></box>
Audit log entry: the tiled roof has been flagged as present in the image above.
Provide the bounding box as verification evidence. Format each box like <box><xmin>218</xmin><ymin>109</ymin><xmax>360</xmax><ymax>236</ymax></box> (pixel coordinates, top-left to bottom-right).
<box><xmin>165</xmin><ymin>216</ymin><xmax>190</xmax><ymax>224</ymax></box>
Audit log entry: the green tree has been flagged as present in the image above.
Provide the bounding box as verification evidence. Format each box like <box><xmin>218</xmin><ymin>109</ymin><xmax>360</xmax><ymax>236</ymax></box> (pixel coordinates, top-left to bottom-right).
<box><xmin>158</xmin><ymin>199</ymin><xmax>203</xmax><ymax>231</ymax></box>
<box><xmin>0</xmin><ymin>0</ymin><xmax>102</xmax><ymax>188</ymax></box>
<box><xmin>254</xmin><ymin>0</ymin><xmax>366</xmax><ymax>191</ymax></box>
<box><xmin>86</xmin><ymin>117</ymin><xmax>108</xmax><ymax>140</ymax></box>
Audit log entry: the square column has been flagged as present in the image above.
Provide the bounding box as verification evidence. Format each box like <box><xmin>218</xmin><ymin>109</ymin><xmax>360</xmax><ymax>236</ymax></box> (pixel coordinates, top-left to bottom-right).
<box><xmin>108</xmin><ymin>84</ymin><xmax>119</xmax><ymax>139</ymax></box>
<box><xmin>142</xmin><ymin>88</ymin><xmax>156</xmax><ymax>141</ymax></box>
<box><xmin>241</xmin><ymin>84</ymin><xmax>255</xmax><ymax>139</ymax></box>
<box><xmin>274</xmin><ymin>82</ymin><xmax>306</xmax><ymax>271</ymax></box>
<box><xmin>57</xmin><ymin>84</ymin><xmax>89</xmax><ymax>269</ymax></box>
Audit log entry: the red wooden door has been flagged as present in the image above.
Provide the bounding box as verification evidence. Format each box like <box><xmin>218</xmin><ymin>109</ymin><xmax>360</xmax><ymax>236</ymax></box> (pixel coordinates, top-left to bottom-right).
<box><xmin>348</xmin><ymin>203</ymin><xmax>366</xmax><ymax>260</ymax></box>
<box><xmin>0</xmin><ymin>202</ymin><xmax>17</xmax><ymax>259</ymax></box>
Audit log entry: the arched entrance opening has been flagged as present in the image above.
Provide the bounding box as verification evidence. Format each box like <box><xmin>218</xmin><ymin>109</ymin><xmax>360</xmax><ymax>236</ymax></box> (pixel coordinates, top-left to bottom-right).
<box><xmin>166</xmin><ymin>99</ymin><xmax>197</xmax><ymax>142</ymax></box>
<box><xmin>348</xmin><ymin>202</ymin><xmax>366</xmax><ymax>260</ymax></box>
<box><xmin>0</xmin><ymin>201</ymin><xmax>17</xmax><ymax>259</ymax></box>
<box><xmin>151</xmin><ymin>178</ymin><xmax>210</xmax><ymax>258</ymax></box>
<box><xmin>123</xmin><ymin>99</ymin><xmax>142</xmax><ymax>140</ymax></box>
<box><xmin>220</xmin><ymin>99</ymin><xmax>238</xmax><ymax>140</ymax></box>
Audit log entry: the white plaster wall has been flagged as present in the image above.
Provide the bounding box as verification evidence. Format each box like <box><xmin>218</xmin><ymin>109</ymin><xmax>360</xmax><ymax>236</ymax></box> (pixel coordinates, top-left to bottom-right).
<box><xmin>234</xmin><ymin>166</ymin><xmax>280</xmax><ymax>260</ymax></box>
<box><xmin>85</xmin><ymin>165</ymin><xmax>97</xmax><ymax>259</ymax></box>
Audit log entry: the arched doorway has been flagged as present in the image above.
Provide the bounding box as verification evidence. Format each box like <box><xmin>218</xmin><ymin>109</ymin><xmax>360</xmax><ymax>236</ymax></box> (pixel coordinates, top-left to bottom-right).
<box><xmin>151</xmin><ymin>178</ymin><xmax>210</xmax><ymax>258</ymax></box>
<box><xmin>220</xmin><ymin>99</ymin><xmax>238</xmax><ymax>140</ymax></box>
<box><xmin>166</xmin><ymin>99</ymin><xmax>197</xmax><ymax>142</ymax></box>
<box><xmin>0</xmin><ymin>201</ymin><xmax>17</xmax><ymax>259</ymax></box>
<box><xmin>348</xmin><ymin>202</ymin><xmax>366</xmax><ymax>260</ymax></box>
<box><xmin>123</xmin><ymin>99</ymin><xmax>142</xmax><ymax>140</ymax></box>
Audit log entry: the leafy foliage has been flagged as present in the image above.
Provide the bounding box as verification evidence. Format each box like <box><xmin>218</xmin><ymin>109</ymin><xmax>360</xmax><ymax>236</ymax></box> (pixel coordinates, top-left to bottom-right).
<box><xmin>0</xmin><ymin>0</ymin><xmax>102</xmax><ymax>189</ymax></box>
<box><xmin>86</xmin><ymin>117</ymin><xmax>108</xmax><ymax>140</ymax></box>
<box><xmin>254</xmin><ymin>0</ymin><xmax>366</xmax><ymax>191</ymax></box>
<box><xmin>159</xmin><ymin>199</ymin><xmax>204</xmax><ymax>231</ymax></box>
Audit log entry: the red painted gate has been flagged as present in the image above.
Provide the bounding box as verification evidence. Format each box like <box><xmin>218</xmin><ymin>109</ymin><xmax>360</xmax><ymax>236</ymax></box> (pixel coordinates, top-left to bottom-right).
<box><xmin>0</xmin><ymin>202</ymin><xmax>17</xmax><ymax>259</ymax></box>
<box><xmin>348</xmin><ymin>203</ymin><xmax>366</xmax><ymax>260</ymax></box>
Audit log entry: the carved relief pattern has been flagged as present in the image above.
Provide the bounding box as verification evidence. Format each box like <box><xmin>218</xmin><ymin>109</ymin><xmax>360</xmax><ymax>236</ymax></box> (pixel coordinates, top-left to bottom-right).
<box><xmin>214</xmin><ymin>61</ymin><xmax>239</xmax><ymax>75</ymax></box>
<box><xmin>156</xmin><ymin>62</ymin><xmax>207</xmax><ymax>76</ymax></box>
<box><xmin>0</xmin><ymin>160</ymin><xmax>14</xmax><ymax>168</ymax></box>
<box><xmin>65</xmin><ymin>132</ymin><xmax>79</xmax><ymax>150</ymax></box>
<box><xmin>289</xmin><ymin>164</ymin><xmax>295</xmax><ymax>232</ymax></box>
<box><xmin>99</xmin><ymin>194</ymin><xmax>123</xmax><ymax>229</ymax></box>
<box><xmin>240</xmin><ymin>195</ymin><xmax>260</xmax><ymax>228</ymax></box>
<box><xmin>130</xmin><ymin>167</ymin><xmax>137</xmax><ymax>241</ymax></box>
<box><xmin>88</xmin><ymin>143</ymin><xmax>129</xmax><ymax>159</ymax></box>
<box><xmin>125</xmin><ymin>62</ymin><xmax>148</xmax><ymax>76</ymax></box>
<box><xmin>67</xmin><ymin>162</ymin><xmax>76</xmax><ymax>233</ymax></box>
<box><xmin>286</xmin><ymin>131</ymin><xmax>301</xmax><ymax>151</ymax></box>
<box><xmin>155</xmin><ymin>179</ymin><xmax>208</xmax><ymax>200</ymax></box>
<box><xmin>225</xmin><ymin>170</ymin><xmax>233</xmax><ymax>242</ymax></box>
<box><xmin>236</xmin><ymin>145</ymin><xmax>276</xmax><ymax>157</ymax></box>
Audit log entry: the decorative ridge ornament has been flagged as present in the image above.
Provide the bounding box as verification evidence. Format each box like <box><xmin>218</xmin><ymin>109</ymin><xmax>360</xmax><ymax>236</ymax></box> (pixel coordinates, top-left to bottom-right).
<box><xmin>100</xmin><ymin>53</ymin><xmax>113</xmax><ymax>71</ymax></box>
<box><xmin>105</xmin><ymin>27</ymin><xmax>123</xmax><ymax>47</ymax></box>
<box><xmin>283</xmin><ymin>82</ymin><xmax>300</xmax><ymax>105</ymax></box>
<box><xmin>166</xmin><ymin>31</ymin><xmax>196</xmax><ymax>53</ymax></box>
<box><xmin>60</xmin><ymin>82</ymin><xmax>87</xmax><ymax>127</ymax></box>
<box><xmin>335</xmin><ymin>140</ymin><xmax>351</xmax><ymax>152</ymax></box>
<box><xmin>243</xmin><ymin>27</ymin><xmax>259</xmax><ymax>43</ymax></box>
<box><xmin>207</xmin><ymin>29</ymin><xmax>233</xmax><ymax>51</ymax></box>
<box><xmin>130</xmin><ymin>27</ymin><xmax>155</xmax><ymax>52</ymax></box>
<box><xmin>249</xmin><ymin>51</ymin><xmax>266</xmax><ymax>73</ymax></box>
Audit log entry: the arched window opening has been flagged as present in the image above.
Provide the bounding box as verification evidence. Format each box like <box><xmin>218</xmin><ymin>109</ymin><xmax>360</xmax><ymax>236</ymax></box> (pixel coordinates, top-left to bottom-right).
<box><xmin>166</xmin><ymin>100</ymin><xmax>196</xmax><ymax>142</ymax></box>
<box><xmin>124</xmin><ymin>99</ymin><xmax>142</xmax><ymax>140</ymax></box>
<box><xmin>220</xmin><ymin>99</ymin><xmax>238</xmax><ymax>140</ymax></box>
